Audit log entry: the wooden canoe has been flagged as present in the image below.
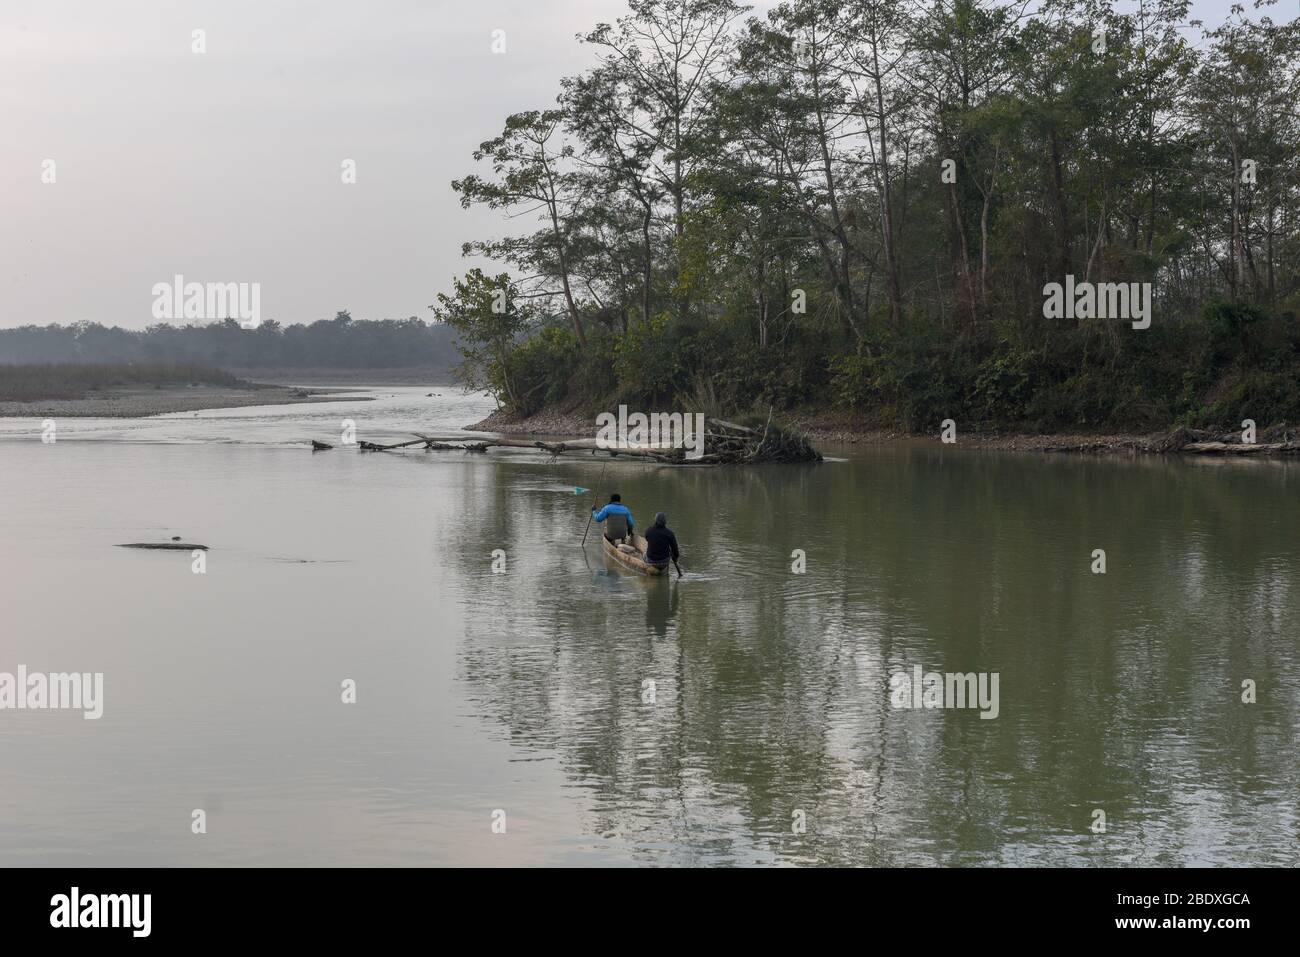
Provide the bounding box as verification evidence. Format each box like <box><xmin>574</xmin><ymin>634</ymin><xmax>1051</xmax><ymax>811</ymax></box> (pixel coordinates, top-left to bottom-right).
<box><xmin>600</xmin><ymin>533</ymin><xmax>668</xmax><ymax>576</ymax></box>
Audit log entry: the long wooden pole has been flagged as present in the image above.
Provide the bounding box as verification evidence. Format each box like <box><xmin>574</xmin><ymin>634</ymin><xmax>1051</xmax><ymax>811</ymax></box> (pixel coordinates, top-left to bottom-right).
<box><xmin>581</xmin><ymin>460</ymin><xmax>609</xmax><ymax>547</ymax></box>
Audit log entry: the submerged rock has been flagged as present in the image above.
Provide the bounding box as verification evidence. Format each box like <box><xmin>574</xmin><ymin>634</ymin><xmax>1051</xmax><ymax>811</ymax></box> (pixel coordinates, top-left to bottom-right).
<box><xmin>117</xmin><ymin>543</ymin><xmax>208</xmax><ymax>550</ymax></box>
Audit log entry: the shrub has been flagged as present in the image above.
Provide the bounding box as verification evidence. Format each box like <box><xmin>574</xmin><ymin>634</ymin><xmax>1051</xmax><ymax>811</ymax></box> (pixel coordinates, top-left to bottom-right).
<box><xmin>612</xmin><ymin>313</ymin><xmax>687</xmax><ymax>404</ymax></box>
<box><xmin>506</xmin><ymin>326</ymin><xmax>579</xmax><ymax>414</ymax></box>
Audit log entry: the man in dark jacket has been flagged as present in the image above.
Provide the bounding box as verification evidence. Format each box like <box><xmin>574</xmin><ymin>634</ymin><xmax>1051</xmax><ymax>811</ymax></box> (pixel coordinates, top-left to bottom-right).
<box><xmin>644</xmin><ymin>512</ymin><xmax>680</xmax><ymax>569</ymax></box>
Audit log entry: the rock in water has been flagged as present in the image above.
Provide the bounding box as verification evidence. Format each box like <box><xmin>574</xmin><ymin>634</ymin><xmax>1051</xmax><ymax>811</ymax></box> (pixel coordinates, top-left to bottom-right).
<box><xmin>118</xmin><ymin>543</ymin><xmax>208</xmax><ymax>551</ymax></box>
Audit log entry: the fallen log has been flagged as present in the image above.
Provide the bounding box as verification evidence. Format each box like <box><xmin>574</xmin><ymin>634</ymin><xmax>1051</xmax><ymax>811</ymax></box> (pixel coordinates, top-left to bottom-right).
<box><xmin>390</xmin><ymin>435</ymin><xmax>682</xmax><ymax>461</ymax></box>
<box><xmin>1179</xmin><ymin>441</ymin><xmax>1300</xmax><ymax>455</ymax></box>
<box><xmin>1158</xmin><ymin>425</ymin><xmax>1297</xmax><ymax>453</ymax></box>
<box><xmin>709</xmin><ymin>418</ymin><xmax>758</xmax><ymax>435</ymax></box>
<box><xmin>311</xmin><ymin>440</ymin><xmax>333</xmax><ymax>451</ymax></box>
<box><xmin>358</xmin><ymin>437</ymin><xmax>430</xmax><ymax>451</ymax></box>
<box><xmin>321</xmin><ymin>416</ymin><xmax>821</xmax><ymax>465</ymax></box>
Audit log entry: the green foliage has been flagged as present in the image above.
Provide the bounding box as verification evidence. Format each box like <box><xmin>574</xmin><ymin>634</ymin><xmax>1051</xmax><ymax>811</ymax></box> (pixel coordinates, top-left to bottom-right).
<box><xmin>831</xmin><ymin>327</ymin><xmax>980</xmax><ymax>431</ymax></box>
<box><xmin>1182</xmin><ymin>369</ymin><xmax>1300</xmax><ymax>430</ymax></box>
<box><xmin>972</xmin><ymin>347</ymin><xmax>1035</xmax><ymax>423</ymax></box>
<box><xmin>444</xmin><ymin>0</ymin><xmax>1300</xmax><ymax>434</ymax></box>
<box><xmin>826</xmin><ymin>307</ymin><xmax>1300</xmax><ymax>433</ymax></box>
<box><xmin>612</xmin><ymin>313</ymin><xmax>685</xmax><ymax>404</ymax></box>
<box><xmin>571</xmin><ymin>335</ymin><xmax>618</xmax><ymax>404</ymax></box>
<box><xmin>430</xmin><ymin>269</ymin><xmax>534</xmax><ymax>411</ymax></box>
<box><xmin>506</xmin><ymin>327</ymin><xmax>581</xmax><ymax>414</ymax></box>
<box><xmin>1204</xmin><ymin>300</ymin><xmax>1269</xmax><ymax>355</ymax></box>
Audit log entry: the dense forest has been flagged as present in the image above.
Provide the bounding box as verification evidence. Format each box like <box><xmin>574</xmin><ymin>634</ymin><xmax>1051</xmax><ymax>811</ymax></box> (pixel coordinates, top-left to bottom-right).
<box><xmin>0</xmin><ymin>313</ymin><xmax>459</xmax><ymax>372</ymax></box>
<box><xmin>436</xmin><ymin>0</ymin><xmax>1300</xmax><ymax>433</ymax></box>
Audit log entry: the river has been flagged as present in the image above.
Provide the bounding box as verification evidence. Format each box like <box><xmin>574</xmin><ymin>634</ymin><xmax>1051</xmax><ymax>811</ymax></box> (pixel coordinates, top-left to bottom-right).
<box><xmin>1</xmin><ymin>387</ymin><xmax>1296</xmax><ymax>865</ymax></box>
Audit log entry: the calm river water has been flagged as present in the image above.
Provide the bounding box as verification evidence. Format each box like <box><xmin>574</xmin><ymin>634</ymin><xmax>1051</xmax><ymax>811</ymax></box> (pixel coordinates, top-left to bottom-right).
<box><xmin>1</xmin><ymin>387</ymin><xmax>1296</xmax><ymax>866</ymax></box>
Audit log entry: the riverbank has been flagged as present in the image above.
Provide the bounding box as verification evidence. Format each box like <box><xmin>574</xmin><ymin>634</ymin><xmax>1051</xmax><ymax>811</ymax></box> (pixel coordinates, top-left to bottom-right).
<box><xmin>0</xmin><ymin>385</ymin><xmax>363</xmax><ymax>418</ymax></box>
<box><xmin>231</xmin><ymin>367</ymin><xmax>456</xmax><ymax>387</ymax></box>
<box><xmin>466</xmin><ymin>403</ymin><xmax>1300</xmax><ymax>455</ymax></box>
<box><xmin>785</xmin><ymin>409</ymin><xmax>1167</xmax><ymax>453</ymax></box>
<box><xmin>465</xmin><ymin>404</ymin><xmax>1165</xmax><ymax>453</ymax></box>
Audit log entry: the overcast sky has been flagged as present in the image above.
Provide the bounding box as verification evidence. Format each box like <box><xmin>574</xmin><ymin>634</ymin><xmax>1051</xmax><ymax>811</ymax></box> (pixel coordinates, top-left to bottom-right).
<box><xmin>0</xmin><ymin>0</ymin><xmax>1258</xmax><ymax>329</ymax></box>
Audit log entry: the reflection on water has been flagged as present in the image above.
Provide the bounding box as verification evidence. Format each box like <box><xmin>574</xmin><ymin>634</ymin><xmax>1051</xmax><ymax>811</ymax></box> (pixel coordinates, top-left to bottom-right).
<box><xmin>0</xmin><ymin>389</ymin><xmax>1296</xmax><ymax>865</ymax></box>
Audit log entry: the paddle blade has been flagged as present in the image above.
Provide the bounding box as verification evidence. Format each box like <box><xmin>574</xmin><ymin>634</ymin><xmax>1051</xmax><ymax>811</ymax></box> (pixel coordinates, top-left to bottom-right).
<box><xmin>573</xmin><ymin>486</ymin><xmax>589</xmax><ymax>495</ymax></box>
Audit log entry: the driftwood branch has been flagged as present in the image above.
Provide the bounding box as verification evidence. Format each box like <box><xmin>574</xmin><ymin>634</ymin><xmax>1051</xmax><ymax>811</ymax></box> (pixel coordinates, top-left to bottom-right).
<box><xmin>1180</xmin><ymin>441</ymin><xmax>1300</xmax><ymax>455</ymax></box>
<box><xmin>748</xmin><ymin>406</ymin><xmax>775</xmax><ymax>462</ymax></box>
<box><xmin>318</xmin><ymin>417</ymin><xmax>821</xmax><ymax>464</ymax></box>
<box><xmin>1156</xmin><ymin>426</ymin><xmax>1300</xmax><ymax>455</ymax></box>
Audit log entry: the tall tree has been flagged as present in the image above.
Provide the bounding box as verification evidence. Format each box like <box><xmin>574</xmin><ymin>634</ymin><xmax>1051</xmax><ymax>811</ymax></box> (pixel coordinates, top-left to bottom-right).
<box><xmin>453</xmin><ymin>111</ymin><xmax>588</xmax><ymax>344</ymax></box>
<box><xmin>838</xmin><ymin>0</ymin><xmax>916</xmax><ymax>327</ymax></box>
<box><xmin>581</xmin><ymin>0</ymin><xmax>748</xmax><ymax>316</ymax></box>
<box><xmin>1190</xmin><ymin>4</ymin><xmax>1300</xmax><ymax>302</ymax></box>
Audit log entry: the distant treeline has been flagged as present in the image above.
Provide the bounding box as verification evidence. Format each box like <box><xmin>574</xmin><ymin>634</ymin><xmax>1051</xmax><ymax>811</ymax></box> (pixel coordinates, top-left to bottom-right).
<box><xmin>0</xmin><ymin>363</ymin><xmax>249</xmax><ymax>402</ymax></box>
<box><xmin>0</xmin><ymin>313</ymin><xmax>459</xmax><ymax>371</ymax></box>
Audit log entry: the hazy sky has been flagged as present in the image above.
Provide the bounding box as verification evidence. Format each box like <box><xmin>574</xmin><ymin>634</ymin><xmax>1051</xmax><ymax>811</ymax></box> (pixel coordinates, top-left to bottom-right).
<box><xmin>0</xmin><ymin>0</ymin><xmax>1258</xmax><ymax>329</ymax></box>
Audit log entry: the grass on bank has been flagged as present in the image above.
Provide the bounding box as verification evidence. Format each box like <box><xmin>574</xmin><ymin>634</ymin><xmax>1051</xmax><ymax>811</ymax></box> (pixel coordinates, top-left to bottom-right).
<box><xmin>0</xmin><ymin>363</ymin><xmax>255</xmax><ymax>402</ymax></box>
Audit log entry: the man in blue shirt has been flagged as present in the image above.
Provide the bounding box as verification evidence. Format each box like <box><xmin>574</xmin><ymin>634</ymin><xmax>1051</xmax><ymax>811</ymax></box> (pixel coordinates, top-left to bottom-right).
<box><xmin>592</xmin><ymin>493</ymin><xmax>635</xmax><ymax>544</ymax></box>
